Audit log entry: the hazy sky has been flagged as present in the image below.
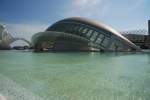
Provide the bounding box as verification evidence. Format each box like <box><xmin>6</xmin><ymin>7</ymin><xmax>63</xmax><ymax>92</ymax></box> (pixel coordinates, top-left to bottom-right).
<box><xmin>0</xmin><ymin>0</ymin><xmax>150</xmax><ymax>40</ymax></box>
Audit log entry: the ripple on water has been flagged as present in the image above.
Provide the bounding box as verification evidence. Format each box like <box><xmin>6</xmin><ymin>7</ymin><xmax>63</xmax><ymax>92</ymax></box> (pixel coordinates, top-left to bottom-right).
<box><xmin>0</xmin><ymin>74</ymin><xmax>45</xmax><ymax>100</ymax></box>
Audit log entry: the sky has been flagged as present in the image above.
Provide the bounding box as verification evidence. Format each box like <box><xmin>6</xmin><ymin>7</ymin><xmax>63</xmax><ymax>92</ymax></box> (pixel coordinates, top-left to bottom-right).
<box><xmin>0</xmin><ymin>0</ymin><xmax>150</xmax><ymax>41</ymax></box>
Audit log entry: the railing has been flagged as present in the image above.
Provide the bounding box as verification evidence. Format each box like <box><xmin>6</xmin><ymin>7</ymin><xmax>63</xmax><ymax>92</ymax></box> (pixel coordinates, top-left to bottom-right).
<box><xmin>120</xmin><ymin>29</ymin><xmax>148</xmax><ymax>35</ymax></box>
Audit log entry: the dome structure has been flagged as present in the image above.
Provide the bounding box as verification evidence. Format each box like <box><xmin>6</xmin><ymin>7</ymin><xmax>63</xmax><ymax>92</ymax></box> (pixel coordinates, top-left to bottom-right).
<box><xmin>32</xmin><ymin>17</ymin><xmax>140</xmax><ymax>52</ymax></box>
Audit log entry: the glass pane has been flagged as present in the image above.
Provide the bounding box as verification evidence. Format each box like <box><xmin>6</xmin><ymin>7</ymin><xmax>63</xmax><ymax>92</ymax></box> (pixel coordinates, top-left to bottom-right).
<box><xmin>95</xmin><ymin>38</ymin><xmax>102</xmax><ymax>44</ymax></box>
<box><xmin>109</xmin><ymin>40</ymin><xmax>124</xmax><ymax>51</ymax></box>
<box><xmin>101</xmin><ymin>37</ymin><xmax>109</xmax><ymax>47</ymax></box>
<box><xmin>78</xmin><ymin>26</ymin><xmax>84</xmax><ymax>32</ymax></box>
<box><xmin>68</xmin><ymin>24</ymin><xmax>74</xmax><ymax>32</ymax></box>
<box><xmin>86</xmin><ymin>30</ymin><xmax>93</xmax><ymax>37</ymax></box>
<box><xmin>95</xmin><ymin>34</ymin><xmax>104</xmax><ymax>44</ymax></box>
<box><xmin>73</xmin><ymin>26</ymin><xmax>78</xmax><ymax>31</ymax></box>
<box><xmin>93</xmin><ymin>31</ymin><xmax>98</xmax><ymax>36</ymax></box>
<box><xmin>82</xmin><ymin>28</ymin><xmax>88</xmax><ymax>34</ymax></box>
<box><xmin>90</xmin><ymin>31</ymin><xmax>98</xmax><ymax>42</ymax></box>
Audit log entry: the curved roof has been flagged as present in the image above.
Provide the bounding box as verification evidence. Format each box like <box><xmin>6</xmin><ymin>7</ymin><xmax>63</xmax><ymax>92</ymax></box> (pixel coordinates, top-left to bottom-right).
<box><xmin>47</xmin><ymin>17</ymin><xmax>139</xmax><ymax>50</ymax></box>
<box><xmin>32</xmin><ymin>31</ymin><xmax>89</xmax><ymax>44</ymax></box>
<box><xmin>48</xmin><ymin>17</ymin><xmax>130</xmax><ymax>42</ymax></box>
<box><xmin>49</xmin><ymin>17</ymin><xmax>121</xmax><ymax>36</ymax></box>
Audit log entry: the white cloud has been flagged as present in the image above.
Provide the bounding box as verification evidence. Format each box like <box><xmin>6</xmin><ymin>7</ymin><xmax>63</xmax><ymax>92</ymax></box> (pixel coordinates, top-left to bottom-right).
<box><xmin>64</xmin><ymin>0</ymin><xmax>110</xmax><ymax>18</ymax></box>
<box><xmin>74</xmin><ymin>0</ymin><xmax>102</xmax><ymax>7</ymax></box>
<box><xmin>63</xmin><ymin>0</ymin><xmax>146</xmax><ymax>19</ymax></box>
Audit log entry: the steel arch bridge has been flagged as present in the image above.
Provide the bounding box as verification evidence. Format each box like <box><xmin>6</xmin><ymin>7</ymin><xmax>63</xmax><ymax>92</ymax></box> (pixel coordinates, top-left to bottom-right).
<box><xmin>0</xmin><ymin>24</ymin><xmax>31</xmax><ymax>49</ymax></box>
<box><xmin>12</xmin><ymin>38</ymin><xmax>31</xmax><ymax>47</ymax></box>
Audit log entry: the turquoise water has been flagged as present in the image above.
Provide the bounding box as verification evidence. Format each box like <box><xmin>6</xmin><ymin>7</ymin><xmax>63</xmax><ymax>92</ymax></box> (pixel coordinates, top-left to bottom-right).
<box><xmin>0</xmin><ymin>51</ymin><xmax>150</xmax><ymax>100</ymax></box>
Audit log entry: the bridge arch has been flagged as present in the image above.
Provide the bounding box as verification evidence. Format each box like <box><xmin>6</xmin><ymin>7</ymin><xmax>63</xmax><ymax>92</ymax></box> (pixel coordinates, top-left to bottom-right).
<box><xmin>12</xmin><ymin>38</ymin><xmax>32</xmax><ymax>47</ymax></box>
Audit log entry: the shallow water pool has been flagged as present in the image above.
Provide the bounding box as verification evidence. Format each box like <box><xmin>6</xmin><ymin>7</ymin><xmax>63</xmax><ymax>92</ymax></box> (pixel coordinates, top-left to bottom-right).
<box><xmin>0</xmin><ymin>51</ymin><xmax>150</xmax><ymax>100</ymax></box>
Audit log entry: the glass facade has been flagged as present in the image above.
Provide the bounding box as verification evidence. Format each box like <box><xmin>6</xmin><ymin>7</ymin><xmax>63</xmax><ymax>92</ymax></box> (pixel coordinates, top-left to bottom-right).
<box><xmin>47</xmin><ymin>22</ymin><xmax>115</xmax><ymax>51</ymax></box>
<box><xmin>32</xmin><ymin>17</ymin><xmax>140</xmax><ymax>51</ymax></box>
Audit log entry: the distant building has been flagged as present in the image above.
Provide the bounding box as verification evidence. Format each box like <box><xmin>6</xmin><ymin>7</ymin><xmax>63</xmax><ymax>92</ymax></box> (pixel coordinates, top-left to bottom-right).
<box><xmin>123</xmin><ymin>34</ymin><xmax>150</xmax><ymax>49</ymax></box>
<box><xmin>121</xmin><ymin>20</ymin><xmax>150</xmax><ymax>49</ymax></box>
<box><xmin>32</xmin><ymin>17</ymin><xmax>140</xmax><ymax>52</ymax></box>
